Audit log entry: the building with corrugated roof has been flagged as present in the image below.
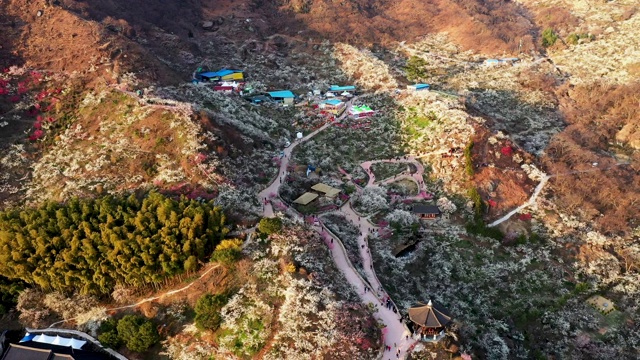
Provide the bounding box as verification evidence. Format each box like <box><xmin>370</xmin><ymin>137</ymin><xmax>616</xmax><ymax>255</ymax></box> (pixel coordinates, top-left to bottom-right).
<box><xmin>293</xmin><ymin>192</ymin><xmax>319</xmax><ymax>205</ymax></box>
<box><xmin>267</xmin><ymin>90</ymin><xmax>296</xmax><ymax>105</ymax></box>
<box><xmin>407</xmin><ymin>84</ymin><xmax>430</xmax><ymax>92</ymax></box>
<box><xmin>197</xmin><ymin>69</ymin><xmax>244</xmax><ymax>82</ymax></box>
<box><xmin>311</xmin><ymin>183</ymin><xmax>341</xmax><ymax>198</ymax></box>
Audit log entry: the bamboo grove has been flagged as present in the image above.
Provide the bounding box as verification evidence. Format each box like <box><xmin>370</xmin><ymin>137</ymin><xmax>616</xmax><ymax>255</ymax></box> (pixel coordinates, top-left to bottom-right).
<box><xmin>0</xmin><ymin>192</ymin><xmax>228</xmax><ymax>295</ymax></box>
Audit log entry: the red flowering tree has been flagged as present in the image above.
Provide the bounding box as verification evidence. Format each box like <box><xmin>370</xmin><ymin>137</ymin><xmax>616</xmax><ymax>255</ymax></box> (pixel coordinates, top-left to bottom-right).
<box><xmin>501</xmin><ymin>146</ymin><xmax>513</xmax><ymax>156</ymax></box>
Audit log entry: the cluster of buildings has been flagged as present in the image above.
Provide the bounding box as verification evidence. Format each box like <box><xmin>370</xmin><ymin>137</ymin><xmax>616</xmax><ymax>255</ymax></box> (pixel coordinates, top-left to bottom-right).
<box><xmin>190</xmin><ymin>69</ymin><xmax>379</xmax><ymax>119</ymax></box>
<box><xmin>192</xmin><ymin>68</ymin><xmax>246</xmax><ymax>94</ymax></box>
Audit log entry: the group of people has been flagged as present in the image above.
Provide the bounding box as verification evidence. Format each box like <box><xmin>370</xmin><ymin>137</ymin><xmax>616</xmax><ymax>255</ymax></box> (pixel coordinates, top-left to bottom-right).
<box><xmin>384</xmin><ymin>296</ymin><xmax>397</xmax><ymax>313</ymax></box>
<box><xmin>384</xmin><ymin>343</ymin><xmax>402</xmax><ymax>358</ymax></box>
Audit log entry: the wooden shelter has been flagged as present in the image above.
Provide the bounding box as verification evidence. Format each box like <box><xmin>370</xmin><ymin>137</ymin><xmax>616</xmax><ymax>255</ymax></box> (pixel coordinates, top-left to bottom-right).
<box><xmin>408</xmin><ymin>300</ymin><xmax>452</xmax><ymax>342</ymax></box>
<box><xmin>412</xmin><ymin>204</ymin><xmax>441</xmax><ymax>219</ymax></box>
<box><xmin>311</xmin><ymin>183</ymin><xmax>341</xmax><ymax>198</ymax></box>
<box><xmin>293</xmin><ymin>192</ymin><xmax>319</xmax><ymax>205</ymax></box>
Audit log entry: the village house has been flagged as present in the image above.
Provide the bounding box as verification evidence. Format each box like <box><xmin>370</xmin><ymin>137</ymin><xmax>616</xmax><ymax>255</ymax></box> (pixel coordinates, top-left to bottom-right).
<box><xmin>245</xmin><ymin>94</ymin><xmax>271</xmax><ymax>104</ymax></box>
<box><xmin>412</xmin><ymin>204</ymin><xmax>441</xmax><ymax>219</ymax></box>
<box><xmin>348</xmin><ymin>105</ymin><xmax>375</xmax><ymax>119</ymax></box>
<box><xmin>407</xmin><ymin>84</ymin><xmax>430</xmax><ymax>92</ymax></box>
<box><xmin>212</xmin><ymin>81</ymin><xmax>243</xmax><ymax>93</ymax></box>
<box><xmin>267</xmin><ymin>90</ymin><xmax>296</xmax><ymax>105</ymax></box>
<box><xmin>408</xmin><ymin>300</ymin><xmax>452</xmax><ymax>342</ymax></box>
<box><xmin>328</xmin><ymin>85</ymin><xmax>356</xmax><ymax>97</ymax></box>
<box><xmin>319</xmin><ymin>99</ymin><xmax>346</xmax><ymax>116</ymax></box>
<box><xmin>196</xmin><ymin>68</ymin><xmax>244</xmax><ymax>82</ymax></box>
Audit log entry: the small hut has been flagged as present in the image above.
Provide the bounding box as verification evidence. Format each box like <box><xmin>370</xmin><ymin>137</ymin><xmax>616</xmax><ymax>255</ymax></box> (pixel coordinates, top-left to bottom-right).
<box><xmin>408</xmin><ymin>300</ymin><xmax>452</xmax><ymax>342</ymax></box>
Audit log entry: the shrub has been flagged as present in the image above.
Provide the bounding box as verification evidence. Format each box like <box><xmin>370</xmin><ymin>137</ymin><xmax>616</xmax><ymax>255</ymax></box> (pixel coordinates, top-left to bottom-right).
<box><xmin>195</xmin><ymin>293</ymin><xmax>229</xmax><ymax>331</ymax></box>
<box><xmin>541</xmin><ymin>28</ymin><xmax>558</xmax><ymax>47</ymax></box>
<box><xmin>464</xmin><ymin>140</ymin><xmax>474</xmax><ymax>177</ymax></box>
<box><xmin>566</xmin><ymin>33</ymin><xmax>594</xmax><ymax>45</ymax></box>
<box><xmin>98</xmin><ymin>318</ymin><xmax>122</xmax><ymax>349</ymax></box>
<box><xmin>465</xmin><ymin>220</ymin><xmax>504</xmax><ymax>240</ymax></box>
<box><xmin>529</xmin><ymin>232</ymin><xmax>542</xmax><ymax>243</ymax></box>
<box><xmin>257</xmin><ymin>217</ymin><xmax>283</xmax><ymax>235</ymax></box>
<box><xmin>0</xmin><ymin>276</ymin><xmax>25</xmax><ymax>315</ymax></box>
<box><xmin>343</xmin><ymin>184</ymin><xmax>356</xmax><ymax>195</ymax></box>
<box><xmin>405</xmin><ymin>56</ymin><xmax>428</xmax><ymax>82</ymax></box>
<box><xmin>212</xmin><ymin>239</ymin><xmax>243</xmax><ymax>264</ymax></box>
<box><xmin>116</xmin><ymin>315</ymin><xmax>159</xmax><ymax>352</ymax></box>
<box><xmin>575</xmin><ymin>282</ymin><xmax>590</xmax><ymax>294</ymax></box>
<box><xmin>467</xmin><ymin>187</ymin><xmax>485</xmax><ymax>218</ymax></box>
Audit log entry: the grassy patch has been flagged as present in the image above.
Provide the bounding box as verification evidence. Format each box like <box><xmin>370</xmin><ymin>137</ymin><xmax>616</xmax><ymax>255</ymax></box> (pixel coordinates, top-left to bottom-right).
<box><xmin>371</xmin><ymin>162</ymin><xmax>408</xmax><ymax>181</ymax></box>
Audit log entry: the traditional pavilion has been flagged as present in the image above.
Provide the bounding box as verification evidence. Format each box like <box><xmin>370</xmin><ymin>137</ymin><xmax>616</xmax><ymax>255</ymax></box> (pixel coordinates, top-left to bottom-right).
<box><xmin>408</xmin><ymin>300</ymin><xmax>452</xmax><ymax>342</ymax></box>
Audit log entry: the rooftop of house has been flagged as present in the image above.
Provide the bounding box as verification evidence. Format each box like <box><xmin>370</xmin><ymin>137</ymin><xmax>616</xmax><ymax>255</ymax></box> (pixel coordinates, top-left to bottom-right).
<box><xmin>330</xmin><ymin>85</ymin><xmax>356</xmax><ymax>91</ymax></box>
<box><xmin>311</xmin><ymin>183</ymin><xmax>341</xmax><ymax>197</ymax></box>
<box><xmin>323</xmin><ymin>99</ymin><xmax>343</xmax><ymax>106</ymax></box>
<box><xmin>293</xmin><ymin>192</ymin><xmax>319</xmax><ymax>205</ymax></box>
<box><xmin>267</xmin><ymin>90</ymin><xmax>295</xmax><ymax>98</ymax></box>
<box><xmin>349</xmin><ymin>105</ymin><xmax>373</xmax><ymax>114</ymax></box>
<box><xmin>199</xmin><ymin>68</ymin><xmax>243</xmax><ymax>78</ymax></box>
<box><xmin>409</xmin><ymin>84</ymin><xmax>430</xmax><ymax>89</ymax></box>
<box><xmin>412</xmin><ymin>204</ymin><xmax>441</xmax><ymax>214</ymax></box>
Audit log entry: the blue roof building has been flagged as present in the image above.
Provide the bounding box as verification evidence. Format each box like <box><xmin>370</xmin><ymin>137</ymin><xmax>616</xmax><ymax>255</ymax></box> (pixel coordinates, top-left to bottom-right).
<box><xmin>197</xmin><ymin>68</ymin><xmax>244</xmax><ymax>81</ymax></box>
<box><xmin>323</xmin><ymin>99</ymin><xmax>343</xmax><ymax>106</ymax></box>
<box><xmin>329</xmin><ymin>85</ymin><xmax>356</xmax><ymax>92</ymax></box>
<box><xmin>407</xmin><ymin>84</ymin><xmax>430</xmax><ymax>91</ymax></box>
<box><xmin>268</xmin><ymin>90</ymin><xmax>295</xmax><ymax>105</ymax></box>
<box><xmin>268</xmin><ymin>90</ymin><xmax>295</xmax><ymax>98</ymax></box>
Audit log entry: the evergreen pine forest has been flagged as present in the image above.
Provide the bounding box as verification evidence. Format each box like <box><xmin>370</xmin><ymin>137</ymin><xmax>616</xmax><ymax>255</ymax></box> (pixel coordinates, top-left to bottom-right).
<box><xmin>0</xmin><ymin>192</ymin><xmax>228</xmax><ymax>295</ymax></box>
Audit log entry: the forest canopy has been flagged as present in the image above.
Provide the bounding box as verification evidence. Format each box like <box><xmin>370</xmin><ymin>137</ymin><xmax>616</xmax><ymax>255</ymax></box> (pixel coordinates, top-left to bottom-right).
<box><xmin>0</xmin><ymin>192</ymin><xmax>228</xmax><ymax>295</ymax></box>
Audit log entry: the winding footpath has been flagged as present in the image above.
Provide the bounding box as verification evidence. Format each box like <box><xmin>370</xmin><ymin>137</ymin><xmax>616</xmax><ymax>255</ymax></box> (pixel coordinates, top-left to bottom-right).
<box><xmin>48</xmin><ymin>264</ymin><xmax>223</xmax><ymax>328</ymax></box>
<box><xmin>258</xmin><ymin>111</ymin><xmax>432</xmax><ymax>358</ymax></box>
<box><xmin>488</xmin><ymin>162</ymin><xmax>629</xmax><ymax>227</ymax></box>
<box><xmin>487</xmin><ymin>175</ymin><xmax>551</xmax><ymax>227</ymax></box>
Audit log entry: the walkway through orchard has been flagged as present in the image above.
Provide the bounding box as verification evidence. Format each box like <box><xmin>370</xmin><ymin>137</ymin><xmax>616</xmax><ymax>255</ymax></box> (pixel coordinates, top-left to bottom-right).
<box><xmin>258</xmin><ymin>108</ymin><xmax>434</xmax><ymax>358</ymax></box>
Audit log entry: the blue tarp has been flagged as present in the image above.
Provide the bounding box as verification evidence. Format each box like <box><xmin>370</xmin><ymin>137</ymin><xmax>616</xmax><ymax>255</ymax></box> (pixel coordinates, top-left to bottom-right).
<box><xmin>411</xmin><ymin>84</ymin><xmax>430</xmax><ymax>90</ymax></box>
<box><xmin>330</xmin><ymin>85</ymin><xmax>356</xmax><ymax>92</ymax></box>
<box><xmin>268</xmin><ymin>90</ymin><xmax>295</xmax><ymax>98</ymax></box>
